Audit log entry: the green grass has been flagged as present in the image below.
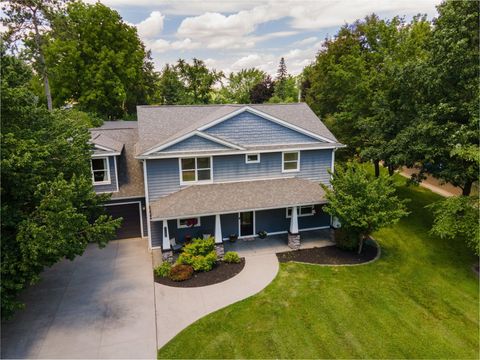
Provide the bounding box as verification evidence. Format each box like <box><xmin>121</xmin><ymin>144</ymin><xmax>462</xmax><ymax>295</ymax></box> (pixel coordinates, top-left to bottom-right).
<box><xmin>158</xmin><ymin>175</ymin><xmax>479</xmax><ymax>359</ymax></box>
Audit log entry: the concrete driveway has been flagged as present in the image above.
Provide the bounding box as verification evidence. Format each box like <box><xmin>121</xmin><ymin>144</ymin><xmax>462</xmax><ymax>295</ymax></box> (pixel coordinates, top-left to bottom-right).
<box><xmin>1</xmin><ymin>238</ymin><xmax>156</xmax><ymax>359</ymax></box>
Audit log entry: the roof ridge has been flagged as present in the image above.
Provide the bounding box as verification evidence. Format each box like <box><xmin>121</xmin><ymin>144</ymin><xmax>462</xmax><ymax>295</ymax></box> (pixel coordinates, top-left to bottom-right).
<box><xmin>137</xmin><ymin>103</ymin><xmax>306</xmax><ymax>109</ymax></box>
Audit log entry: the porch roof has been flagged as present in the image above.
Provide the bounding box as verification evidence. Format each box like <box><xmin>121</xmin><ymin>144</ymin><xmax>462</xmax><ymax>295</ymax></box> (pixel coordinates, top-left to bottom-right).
<box><xmin>150</xmin><ymin>177</ymin><xmax>327</xmax><ymax>220</ymax></box>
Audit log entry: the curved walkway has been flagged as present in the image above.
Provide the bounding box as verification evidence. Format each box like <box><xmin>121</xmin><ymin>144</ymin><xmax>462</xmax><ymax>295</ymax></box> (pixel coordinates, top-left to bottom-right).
<box><xmin>154</xmin><ymin>253</ymin><xmax>279</xmax><ymax>349</ymax></box>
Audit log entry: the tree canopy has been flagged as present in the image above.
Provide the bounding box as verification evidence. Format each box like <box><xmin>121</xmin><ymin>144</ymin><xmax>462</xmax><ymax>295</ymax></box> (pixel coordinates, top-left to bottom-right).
<box><xmin>1</xmin><ymin>51</ymin><xmax>121</xmax><ymax>318</ymax></box>
<box><xmin>322</xmin><ymin>161</ymin><xmax>409</xmax><ymax>253</ymax></box>
<box><xmin>43</xmin><ymin>1</ymin><xmax>157</xmax><ymax>118</ymax></box>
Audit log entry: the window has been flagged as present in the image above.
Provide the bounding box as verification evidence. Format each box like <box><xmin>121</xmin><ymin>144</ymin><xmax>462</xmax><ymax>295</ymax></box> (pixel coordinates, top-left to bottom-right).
<box><xmin>177</xmin><ymin>217</ymin><xmax>201</xmax><ymax>228</ymax></box>
<box><xmin>245</xmin><ymin>153</ymin><xmax>260</xmax><ymax>164</ymax></box>
<box><xmin>180</xmin><ymin>157</ymin><xmax>212</xmax><ymax>183</ymax></box>
<box><xmin>91</xmin><ymin>157</ymin><xmax>110</xmax><ymax>184</ymax></box>
<box><xmin>282</xmin><ymin>151</ymin><xmax>300</xmax><ymax>172</ymax></box>
<box><xmin>286</xmin><ymin>205</ymin><xmax>315</xmax><ymax>218</ymax></box>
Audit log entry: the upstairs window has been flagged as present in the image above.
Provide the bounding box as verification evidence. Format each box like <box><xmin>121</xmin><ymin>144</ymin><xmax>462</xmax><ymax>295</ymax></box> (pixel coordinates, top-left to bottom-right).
<box><xmin>245</xmin><ymin>153</ymin><xmax>260</xmax><ymax>164</ymax></box>
<box><xmin>180</xmin><ymin>157</ymin><xmax>212</xmax><ymax>184</ymax></box>
<box><xmin>91</xmin><ymin>157</ymin><xmax>110</xmax><ymax>184</ymax></box>
<box><xmin>282</xmin><ymin>151</ymin><xmax>300</xmax><ymax>172</ymax></box>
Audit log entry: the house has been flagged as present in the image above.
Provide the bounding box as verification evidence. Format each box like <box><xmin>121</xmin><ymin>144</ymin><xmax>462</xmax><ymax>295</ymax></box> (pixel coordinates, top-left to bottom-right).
<box><xmin>90</xmin><ymin>103</ymin><xmax>344</xmax><ymax>259</ymax></box>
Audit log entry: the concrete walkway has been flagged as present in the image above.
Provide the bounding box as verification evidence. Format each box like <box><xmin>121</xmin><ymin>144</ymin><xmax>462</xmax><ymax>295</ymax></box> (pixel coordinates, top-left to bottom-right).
<box><xmin>400</xmin><ymin>168</ymin><xmax>462</xmax><ymax>197</ymax></box>
<box><xmin>1</xmin><ymin>238</ymin><xmax>156</xmax><ymax>359</ymax></box>
<box><xmin>155</xmin><ymin>253</ymin><xmax>279</xmax><ymax>349</ymax></box>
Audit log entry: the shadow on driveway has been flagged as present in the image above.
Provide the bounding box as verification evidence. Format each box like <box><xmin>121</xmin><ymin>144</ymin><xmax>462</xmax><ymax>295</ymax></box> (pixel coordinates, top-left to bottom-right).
<box><xmin>1</xmin><ymin>238</ymin><xmax>156</xmax><ymax>359</ymax></box>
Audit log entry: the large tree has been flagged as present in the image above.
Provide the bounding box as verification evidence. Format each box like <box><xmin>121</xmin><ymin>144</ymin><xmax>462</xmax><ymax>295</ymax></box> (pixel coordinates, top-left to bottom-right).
<box><xmin>43</xmin><ymin>1</ymin><xmax>157</xmax><ymax>119</ymax></box>
<box><xmin>249</xmin><ymin>74</ymin><xmax>275</xmax><ymax>103</ymax></box>
<box><xmin>1</xmin><ymin>0</ymin><xmax>65</xmax><ymax>110</ymax></box>
<box><xmin>221</xmin><ymin>68</ymin><xmax>267</xmax><ymax>104</ymax></box>
<box><xmin>176</xmin><ymin>58</ymin><xmax>223</xmax><ymax>104</ymax></box>
<box><xmin>394</xmin><ymin>0</ymin><xmax>479</xmax><ymax>195</ymax></box>
<box><xmin>1</xmin><ymin>51</ymin><xmax>121</xmax><ymax>318</ymax></box>
<box><xmin>156</xmin><ymin>64</ymin><xmax>186</xmax><ymax>105</ymax></box>
<box><xmin>322</xmin><ymin>161</ymin><xmax>409</xmax><ymax>253</ymax></box>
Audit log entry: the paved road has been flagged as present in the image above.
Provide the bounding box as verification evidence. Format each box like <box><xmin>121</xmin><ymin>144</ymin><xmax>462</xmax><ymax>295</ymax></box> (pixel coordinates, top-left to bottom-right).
<box><xmin>155</xmin><ymin>253</ymin><xmax>279</xmax><ymax>349</ymax></box>
<box><xmin>1</xmin><ymin>238</ymin><xmax>156</xmax><ymax>359</ymax></box>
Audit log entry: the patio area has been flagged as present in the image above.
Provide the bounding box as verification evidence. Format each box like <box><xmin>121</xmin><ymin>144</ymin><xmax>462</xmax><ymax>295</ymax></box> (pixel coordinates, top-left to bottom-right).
<box><xmin>224</xmin><ymin>229</ymin><xmax>335</xmax><ymax>257</ymax></box>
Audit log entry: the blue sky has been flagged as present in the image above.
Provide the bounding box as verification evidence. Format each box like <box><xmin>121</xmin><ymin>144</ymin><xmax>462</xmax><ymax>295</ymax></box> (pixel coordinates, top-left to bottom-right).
<box><xmin>89</xmin><ymin>0</ymin><xmax>441</xmax><ymax>75</ymax></box>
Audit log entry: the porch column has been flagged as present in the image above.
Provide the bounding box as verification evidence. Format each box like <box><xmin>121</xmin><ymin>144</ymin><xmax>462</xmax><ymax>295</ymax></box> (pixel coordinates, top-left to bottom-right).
<box><xmin>214</xmin><ymin>214</ymin><xmax>225</xmax><ymax>257</ymax></box>
<box><xmin>288</xmin><ymin>206</ymin><xmax>301</xmax><ymax>250</ymax></box>
<box><xmin>162</xmin><ymin>220</ymin><xmax>170</xmax><ymax>250</ymax></box>
<box><xmin>214</xmin><ymin>214</ymin><xmax>222</xmax><ymax>244</ymax></box>
<box><xmin>289</xmin><ymin>206</ymin><xmax>299</xmax><ymax>234</ymax></box>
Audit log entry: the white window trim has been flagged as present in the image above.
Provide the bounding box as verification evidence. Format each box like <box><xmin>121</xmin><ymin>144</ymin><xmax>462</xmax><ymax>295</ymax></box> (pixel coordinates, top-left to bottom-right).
<box><xmin>91</xmin><ymin>157</ymin><xmax>111</xmax><ymax>185</ymax></box>
<box><xmin>179</xmin><ymin>156</ymin><xmax>213</xmax><ymax>185</ymax></box>
<box><xmin>286</xmin><ymin>205</ymin><xmax>315</xmax><ymax>218</ymax></box>
<box><xmin>282</xmin><ymin>151</ymin><xmax>300</xmax><ymax>173</ymax></box>
<box><xmin>245</xmin><ymin>153</ymin><xmax>260</xmax><ymax>164</ymax></box>
<box><xmin>177</xmin><ymin>217</ymin><xmax>202</xmax><ymax>229</ymax></box>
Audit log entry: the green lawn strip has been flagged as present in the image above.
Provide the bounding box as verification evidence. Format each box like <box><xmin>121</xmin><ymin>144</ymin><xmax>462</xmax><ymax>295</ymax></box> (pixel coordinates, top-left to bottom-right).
<box><xmin>158</xmin><ymin>176</ymin><xmax>479</xmax><ymax>359</ymax></box>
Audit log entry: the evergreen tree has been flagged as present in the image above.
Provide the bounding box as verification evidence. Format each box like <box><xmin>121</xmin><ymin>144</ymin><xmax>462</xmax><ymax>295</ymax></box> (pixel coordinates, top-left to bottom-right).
<box><xmin>274</xmin><ymin>57</ymin><xmax>288</xmax><ymax>100</ymax></box>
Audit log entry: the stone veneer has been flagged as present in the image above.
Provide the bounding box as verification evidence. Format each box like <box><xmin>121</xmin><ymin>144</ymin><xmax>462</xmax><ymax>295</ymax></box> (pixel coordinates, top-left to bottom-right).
<box><xmin>288</xmin><ymin>232</ymin><xmax>301</xmax><ymax>250</ymax></box>
<box><xmin>215</xmin><ymin>244</ymin><xmax>225</xmax><ymax>258</ymax></box>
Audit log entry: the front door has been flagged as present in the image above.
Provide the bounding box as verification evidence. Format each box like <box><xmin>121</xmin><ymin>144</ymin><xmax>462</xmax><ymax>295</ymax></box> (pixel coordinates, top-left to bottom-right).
<box><xmin>240</xmin><ymin>211</ymin><xmax>254</xmax><ymax>237</ymax></box>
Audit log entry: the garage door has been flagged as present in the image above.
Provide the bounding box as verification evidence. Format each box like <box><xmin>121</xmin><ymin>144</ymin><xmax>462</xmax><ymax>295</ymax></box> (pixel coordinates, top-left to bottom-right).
<box><xmin>105</xmin><ymin>203</ymin><xmax>142</xmax><ymax>239</ymax></box>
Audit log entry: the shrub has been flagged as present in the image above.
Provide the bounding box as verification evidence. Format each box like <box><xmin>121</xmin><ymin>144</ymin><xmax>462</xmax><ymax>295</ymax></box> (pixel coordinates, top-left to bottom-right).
<box><xmin>169</xmin><ymin>264</ymin><xmax>194</xmax><ymax>281</ymax></box>
<box><xmin>154</xmin><ymin>262</ymin><xmax>172</xmax><ymax>277</ymax></box>
<box><xmin>176</xmin><ymin>252</ymin><xmax>195</xmax><ymax>266</ymax></box>
<box><xmin>334</xmin><ymin>228</ymin><xmax>360</xmax><ymax>251</ymax></box>
<box><xmin>223</xmin><ymin>251</ymin><xmax>241</xmax><ymax>263</ymax></box>
<box><xmin>192</xmin><ymin>251</ymin><xmax>217</xmax><ymax>272</ymax></box>
<box><xmin>182</xmin><ymin>237</ymin><xmax>215</xmax><ymax>256</ymax></box>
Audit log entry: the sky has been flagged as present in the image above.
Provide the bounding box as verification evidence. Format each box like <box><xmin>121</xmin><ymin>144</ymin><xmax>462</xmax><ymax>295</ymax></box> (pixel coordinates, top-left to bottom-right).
<box><xmin>87</xmin><ymin>0</ymin><xmax>441</xmax><ymax>75</ymax></box>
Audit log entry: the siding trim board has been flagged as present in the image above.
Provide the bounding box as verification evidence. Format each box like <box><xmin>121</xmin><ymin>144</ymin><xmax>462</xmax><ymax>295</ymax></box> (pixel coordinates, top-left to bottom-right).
<box><xmin>137</xmin><ymin>145</ymin><xmax>341</xmax><ymax>160</ymax></box>
<box><xmin>144</xmin><ymin>131</ymin><xmax>245</xmax><ymax>155</ymax></box>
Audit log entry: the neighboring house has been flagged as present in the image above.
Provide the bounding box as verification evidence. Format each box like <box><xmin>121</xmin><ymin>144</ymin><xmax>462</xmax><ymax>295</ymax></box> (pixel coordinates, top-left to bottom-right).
<box><xmin>90</xmin><ymin>103</ymin><xmax>344</xmax><ymax>258</ymax></box>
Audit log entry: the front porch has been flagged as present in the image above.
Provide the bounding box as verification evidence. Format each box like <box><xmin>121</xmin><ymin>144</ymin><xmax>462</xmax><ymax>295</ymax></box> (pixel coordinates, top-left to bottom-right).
<box><xmin>224</xmin><ymin>229</ymin><xmax>335</xmax><ymax>257</ymax></box>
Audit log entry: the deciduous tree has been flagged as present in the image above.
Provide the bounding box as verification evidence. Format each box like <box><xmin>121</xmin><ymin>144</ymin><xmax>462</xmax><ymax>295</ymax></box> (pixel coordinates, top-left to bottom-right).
<box><xmin>1</xmin><ymin>52</ymin><xmax>121</xmax><ymax>318</ymax></box>
<box><xmin>322</xmin><ymin>161</ymin><xmax>409</xmax><ymax>253</ymax></box>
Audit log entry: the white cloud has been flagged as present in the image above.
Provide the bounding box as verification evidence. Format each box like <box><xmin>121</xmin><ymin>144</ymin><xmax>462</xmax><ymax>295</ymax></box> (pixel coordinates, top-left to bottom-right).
<box><xmin>136</xmin><ymin>11</ymin><xmax>164</xmax><ymax>39</ymax></box>
<box><xmin>294</xmin><ymin>36</ymin><xmax>318</xmax><ymax>46</ymax></box>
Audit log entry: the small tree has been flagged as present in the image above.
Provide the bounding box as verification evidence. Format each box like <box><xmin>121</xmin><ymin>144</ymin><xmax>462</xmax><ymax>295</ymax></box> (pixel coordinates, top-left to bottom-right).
<box><xmin>428</xmin><ymin>196</ymin><xmax>479</xmax><ymax>256</ymax></box>
<box><xmin>322</xmin><ymin>161</ymin><xmax>409</xmax><ymax>253</ymax></box>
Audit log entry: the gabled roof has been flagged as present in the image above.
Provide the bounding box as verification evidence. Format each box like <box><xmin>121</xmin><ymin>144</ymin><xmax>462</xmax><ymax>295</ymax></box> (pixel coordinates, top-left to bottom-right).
<box><xmin>150</xmin><ymin>177</ymin><xmax>327</xmax><ymax>220</ymax></box>
<box><xmin>136</xmin><ymin>103</ymin><xmax>340</xmax><ymax>156</ymax></box>
<box><xmin>90</xmin><ymin>121</ymin><xmax>144</xmax><ymax>199</ymax></box>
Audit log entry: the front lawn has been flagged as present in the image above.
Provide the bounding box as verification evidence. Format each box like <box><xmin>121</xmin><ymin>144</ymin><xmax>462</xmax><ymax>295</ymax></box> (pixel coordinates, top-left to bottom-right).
<box><xmin>158</xmin><ymin>175</ymin><xmax>479</xmax><ymax>359</ymax></box>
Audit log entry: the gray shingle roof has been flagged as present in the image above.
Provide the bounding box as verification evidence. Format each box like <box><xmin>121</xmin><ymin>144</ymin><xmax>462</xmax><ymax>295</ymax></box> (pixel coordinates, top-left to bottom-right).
<box><xmin>91</xmin><ymin>133</ymin><xmax>124</xmax><ymax>153</ymax></box>
<box><xmin>136</xmin><ymin>103</ymin><xmax>339</xmax><ymax>155</ymax></box>
<box><xmin>149</xmin><ymin>177</ymin><xmax>327</xmax><ymax>219</ymax></box>
<box><xmin>91</xmin><ymin>122</ymin><xmax>144</xmax><ymax>199</ymax></box>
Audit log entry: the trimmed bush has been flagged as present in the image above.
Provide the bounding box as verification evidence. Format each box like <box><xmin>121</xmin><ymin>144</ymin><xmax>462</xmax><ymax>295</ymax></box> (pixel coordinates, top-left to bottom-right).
<box><xmin>334</xmin><ymin>228</ymin><xmax>360</xmax><ymax>251</ymax></box>
<box><xmin>223</xmin><ymin>251</ymin><xmax>241</xmax><ymax>264</ymax></box>
<box><xmin>182</xmin><ymin>237</ymin><xmax>215</xmax><ymax>256</ymax></box>
<box><xmin>169</xmin><ymin>264</ymin><xmax>194</xmax><ymax>281</ymax></box>
<box><xmin>192</xmin><ymin>251</ymin><xmax>217</xmax><ymax>272</ymax></box>
<box><xmin>176</xmin><ymin>252</ymin><xmax>195</xmax><ymax>266</ymax></box>
<box><xmin>154</xmin><ymin>262</ymin><xmax>172</xmax><ymax>277</ymax></box>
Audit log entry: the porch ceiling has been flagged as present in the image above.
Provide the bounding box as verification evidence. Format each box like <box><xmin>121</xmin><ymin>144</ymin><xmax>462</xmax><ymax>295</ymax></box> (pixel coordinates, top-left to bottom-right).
<box><xmin>150</xmin><ymin>177</ymin><xmax>327</xmax><ymax>220</ymax></box>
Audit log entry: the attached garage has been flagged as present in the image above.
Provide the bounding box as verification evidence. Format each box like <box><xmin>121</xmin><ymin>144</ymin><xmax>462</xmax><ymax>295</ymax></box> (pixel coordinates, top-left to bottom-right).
<box><xmin>105</xmin><ymin>202</ymin><xmax>143</xmax><ymax>240</ymax></box>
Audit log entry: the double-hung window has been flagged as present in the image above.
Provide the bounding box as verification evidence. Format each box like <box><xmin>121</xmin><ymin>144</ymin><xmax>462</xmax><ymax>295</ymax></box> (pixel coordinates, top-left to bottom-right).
<box><xmin>91</xmin><ymin>157</ymin><xmax>111</xmax><ymax>184</ymax></box>
<box><xmin>180</xmin><ymin>157</ymin><xmax>212</xmax><ymax>184</ymax></box>
<box><xmin>282</xmin><ymin>151</ymin><xmax>300</xmax><ymax>172</ymax></box>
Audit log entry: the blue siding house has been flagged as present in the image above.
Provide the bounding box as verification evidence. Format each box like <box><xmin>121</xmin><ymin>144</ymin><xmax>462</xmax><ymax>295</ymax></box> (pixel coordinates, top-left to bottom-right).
<box><xmin>90</xmin><ymin>103</ymin><xmax>344</xmax><ymax>257</ymax></box>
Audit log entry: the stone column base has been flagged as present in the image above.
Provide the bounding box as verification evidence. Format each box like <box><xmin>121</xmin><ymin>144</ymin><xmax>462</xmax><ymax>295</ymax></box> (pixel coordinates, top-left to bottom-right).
<box><xmin>215</xmin><ymin>243</ymin><xmax>225</xmax><ymax>258</ymax></box>
<box><xmin>162</xmin><ymin>250</ymin><xmax>174</xmax><ymax>262</ymax></box>
<box><xmin>288</xmin><ymin>232</ymin><xmax>301</xmax><ymax>250</ymax></box>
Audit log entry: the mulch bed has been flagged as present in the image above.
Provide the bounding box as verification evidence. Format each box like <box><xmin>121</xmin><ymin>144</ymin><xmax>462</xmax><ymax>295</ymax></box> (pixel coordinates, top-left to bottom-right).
<box><xmin>277</xmin><ymin>244</ymin><xmax>378</xmax><ymax>265</ymax></box>
<box><xmin>154</xmin><ymin>259</ymin><xmax>245</xmax><ymax>288</ymax></box>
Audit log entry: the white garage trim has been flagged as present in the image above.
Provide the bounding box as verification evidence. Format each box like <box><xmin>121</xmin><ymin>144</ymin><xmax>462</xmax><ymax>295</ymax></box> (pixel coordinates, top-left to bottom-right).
<box><xmin>104</xmin><ymin>201</ymin><xmax>145</xmax><ymax>238</ymax></box>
